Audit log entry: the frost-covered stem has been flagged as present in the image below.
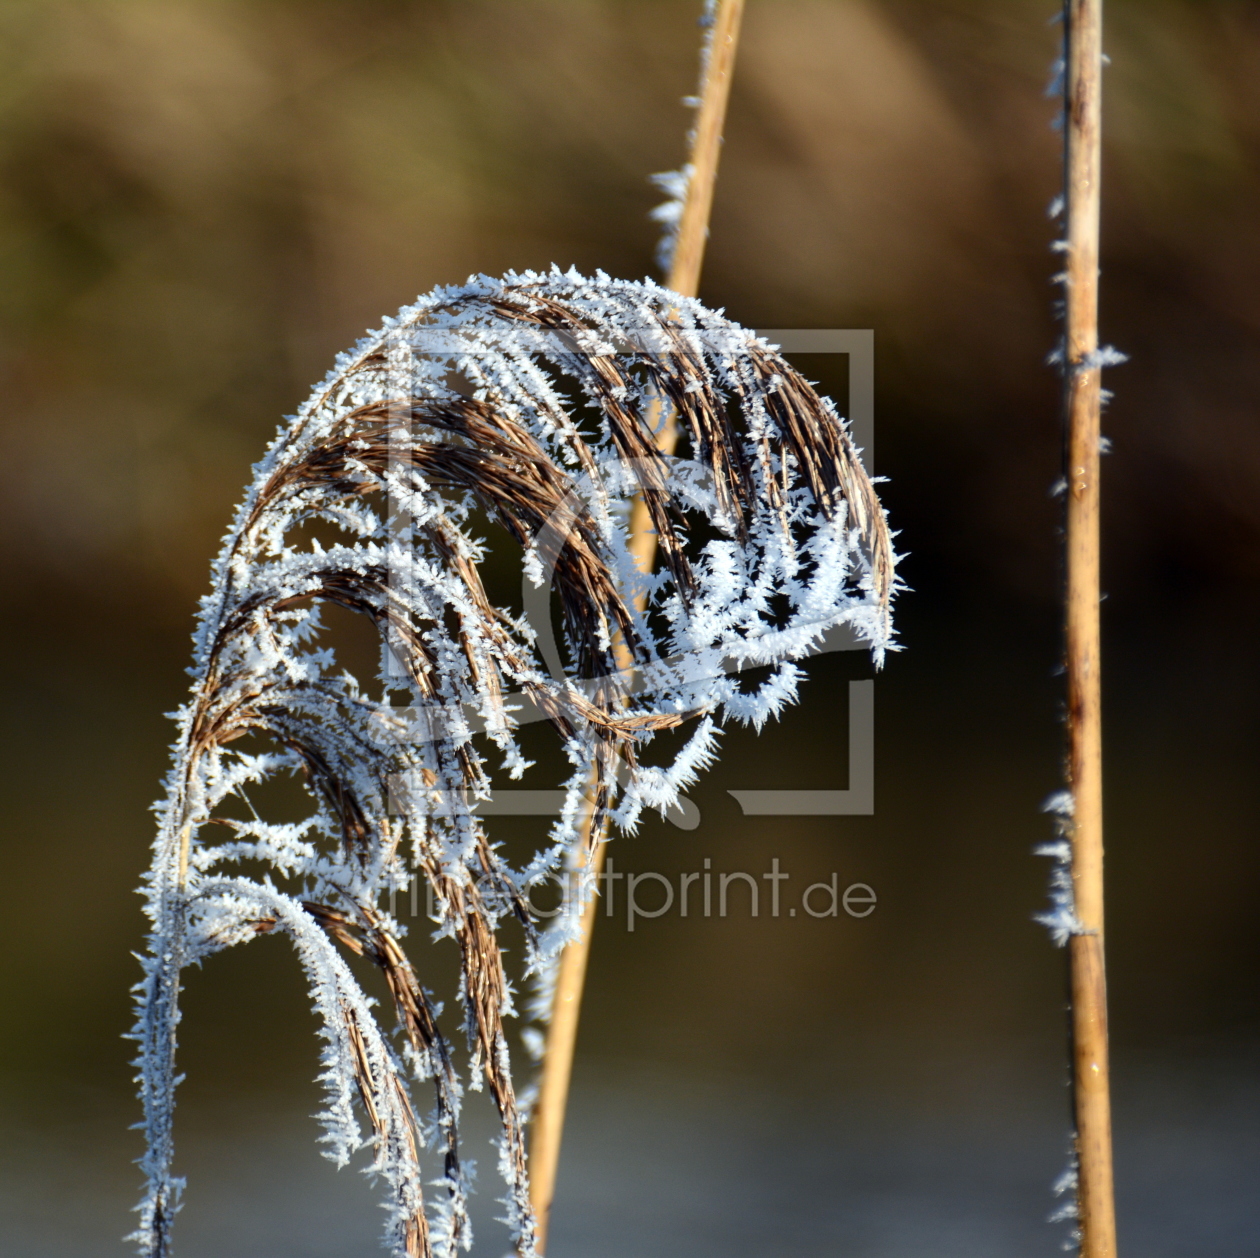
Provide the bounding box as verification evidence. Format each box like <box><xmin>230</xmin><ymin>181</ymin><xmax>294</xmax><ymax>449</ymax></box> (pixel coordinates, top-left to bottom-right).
<box><xmin>1062</xmin><ymin>2</ymin><xmax>1117</xmax><ymax>1255</ymax></box>
<box><xmin>667</xmin><ymin>0</ymin><xmax>745</xmax><ymax>300</ymax></box>
<box><xmin>527</xmin><ymin>7</ymin><xmax>746</xmax><ymax>1248</ymax></box>
<box><xmin>636</xmin><ymin>0</ymin><xmax>745</xmax><ymax>487</ymax></box>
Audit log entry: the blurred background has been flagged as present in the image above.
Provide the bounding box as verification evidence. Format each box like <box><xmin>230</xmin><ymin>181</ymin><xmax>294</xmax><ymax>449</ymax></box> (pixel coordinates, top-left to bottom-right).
<box><xmin>1</xmin><ymin>1</ymin><xmax>1258</xmax><ymax>1253</ymax></box>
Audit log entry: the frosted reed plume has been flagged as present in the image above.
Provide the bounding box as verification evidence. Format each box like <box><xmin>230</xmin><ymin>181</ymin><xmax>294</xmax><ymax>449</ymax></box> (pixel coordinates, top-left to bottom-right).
<box><xmin>130</xmin><ymin>267</ymin><xmax>895</xmax><ymax>1257</ymax></box>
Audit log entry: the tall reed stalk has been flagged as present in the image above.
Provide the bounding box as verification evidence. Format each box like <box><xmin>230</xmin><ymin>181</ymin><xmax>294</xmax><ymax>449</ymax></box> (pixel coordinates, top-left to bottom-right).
<box><xmin>1061</xmin><ymin>1</ymin><xmax>1118</xmax><ymax>1253</ymax></box>
<box><xmin>526</xmin><ymin>3</ymin><xmax>745</xmax><ymax>1249</ymax></box>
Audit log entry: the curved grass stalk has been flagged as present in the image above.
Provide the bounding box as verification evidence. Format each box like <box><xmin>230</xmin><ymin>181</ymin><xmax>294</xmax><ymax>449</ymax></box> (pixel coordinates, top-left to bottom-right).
<box><xmin>130</xmin><ymin>268</ymin><xmax>894</xmax><ymax>1258</ymax></box>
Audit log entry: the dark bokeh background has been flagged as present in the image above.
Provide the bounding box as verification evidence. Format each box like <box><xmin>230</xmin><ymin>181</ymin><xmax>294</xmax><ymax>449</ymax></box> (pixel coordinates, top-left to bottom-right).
<box><xmin>2</xmin><ymin>1</ymin><xmax>1258</xmax><ymax>1254</ymax></box>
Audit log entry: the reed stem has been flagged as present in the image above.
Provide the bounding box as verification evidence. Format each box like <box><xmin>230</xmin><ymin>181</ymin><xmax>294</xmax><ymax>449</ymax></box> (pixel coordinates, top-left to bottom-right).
<box><xmin>526</xmin><ymin>3</ymin><xmax>745</xmax><ymax>1250</ymax></box>
<box><xmin>1062</xmin><ymin>2</ymin><xmax>1117</xmax><ymax>1255</ymax></box>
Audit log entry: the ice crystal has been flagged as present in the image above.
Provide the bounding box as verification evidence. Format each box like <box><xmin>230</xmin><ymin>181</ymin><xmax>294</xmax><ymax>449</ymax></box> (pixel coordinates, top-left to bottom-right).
<box><xmin>1035</xmin><ymin>790</ymin><xmax>1087</xmax><ymax>947</ymax></box>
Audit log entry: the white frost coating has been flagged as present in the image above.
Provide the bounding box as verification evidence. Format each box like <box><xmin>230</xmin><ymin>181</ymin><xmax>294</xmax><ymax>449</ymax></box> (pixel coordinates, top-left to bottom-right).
<box><xmin>130</xmin><ymin>268</ymin><xmax>896</xmax><ymax>1258</ymax></box>
<box><xmin>1035</xmin><ymin>790</ymin><xmax>1087</xmax><ymax>947</ymax></box>
<box><xmin>1080</xmin><ymin>345</ymin><xmax>1129</xmax><ymax>372</ymax></box>
<box><xmin>649</xmin><ymin>165</ymin><xmax>694</xmax><ymax>274</ymax></box>
<box><xmin>1049</xmin><ymin>1144</ymin><xmax>1082</xmax><ymax>1252</ymax></box>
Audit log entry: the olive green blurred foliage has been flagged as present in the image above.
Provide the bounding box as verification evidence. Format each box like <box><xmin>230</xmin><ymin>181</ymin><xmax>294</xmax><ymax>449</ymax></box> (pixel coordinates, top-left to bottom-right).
<box><xmin>2</xmin><ymin>1</ymin><xmax>1259</xmax><ymax>615</ymax></box>
<box><xmin>1</xmin><ymin>0</ymin><xmax>1258</xmax><ymax>1098</ymax></box>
